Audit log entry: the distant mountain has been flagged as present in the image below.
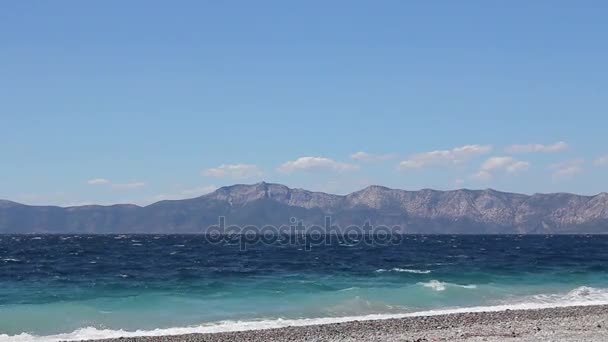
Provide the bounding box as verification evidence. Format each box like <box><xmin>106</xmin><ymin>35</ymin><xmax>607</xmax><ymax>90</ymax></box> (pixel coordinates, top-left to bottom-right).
<box><xmin>1</xmin><ymin>182</ymin><xmax>608</xmax><ymax>234</ymax></box>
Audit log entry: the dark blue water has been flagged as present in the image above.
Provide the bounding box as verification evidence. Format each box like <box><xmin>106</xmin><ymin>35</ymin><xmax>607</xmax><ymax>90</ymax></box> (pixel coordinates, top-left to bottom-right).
<box><xmin>1</xmin><ymin>235</ymin><xmax>608</xmax><ymax>341</ymax></box>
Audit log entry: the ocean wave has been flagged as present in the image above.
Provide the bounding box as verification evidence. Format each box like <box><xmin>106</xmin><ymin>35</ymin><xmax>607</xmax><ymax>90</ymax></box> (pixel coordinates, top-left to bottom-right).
<box><xmin>3</xmin><ymin>286</ymin><xmax>608</xmax><ymax>342</ymax></box>
<box><xmin>337</xmin><ymin>286</ymin><xmax>360</xmax><ymax>292</ymax></box>
<box><xmin>531</xmin><ymin>286</ymin><xmax>608</xmax><ymax>303</ymax></box>
<box><xmin>375</xmin><ymin>268</ymin><xmax>431</xmax><ymax>274</ymax></box>
<box><xmin>417</xmin><ymin>280</ymin><xmax>477</xmax><ymax>291</ymax></box>
<box><xmin>1</xmin><ymin>258</ymin><xmax>20</xmax><ymax>262</ymax></box>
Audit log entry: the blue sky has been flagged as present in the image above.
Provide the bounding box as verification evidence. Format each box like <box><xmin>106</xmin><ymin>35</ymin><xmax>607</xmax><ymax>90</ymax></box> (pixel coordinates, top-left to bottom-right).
<box><xmin>1</xmin><ymin>1</ymin><xmax>607</xmax><ymax>206</ymax></box>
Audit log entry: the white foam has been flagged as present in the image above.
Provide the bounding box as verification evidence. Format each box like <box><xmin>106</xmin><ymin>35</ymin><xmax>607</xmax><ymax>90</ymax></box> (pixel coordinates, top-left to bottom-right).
<box><xmin>337</xmin><ymin>287</ymin><xmax>359</xmax><ymax>292</ymax></box>
<box><xmin>375</xmin><ymin>268</ymin><xmax>431</xmax><ymax>274</ymax></box>
<box><xmin>418</xmin><ymin>280</ymin><xmax>477</xmax><ymax>291</ymax></box>
<box><xmin>2</xmin><ymin>258</ymin><xmax>19</xmax><ymax>262</ymax></box>
<box><xmin>3</xmin><ymin>286</ymin><xmax>608</xmax><ymax>342</ymax></box>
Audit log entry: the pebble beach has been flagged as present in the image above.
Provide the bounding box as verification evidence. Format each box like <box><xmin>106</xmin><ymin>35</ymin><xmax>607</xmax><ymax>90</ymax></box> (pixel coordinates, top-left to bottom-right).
<box><xmin>85</xmin><ymin>304</ymin><xmax>608</xmax><ymax>342</ymax></box>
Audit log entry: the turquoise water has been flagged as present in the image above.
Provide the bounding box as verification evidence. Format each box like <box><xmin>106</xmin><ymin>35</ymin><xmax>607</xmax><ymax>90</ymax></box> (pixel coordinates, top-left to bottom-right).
<box><xmin>1</xmin><ymin>235</ymin><xmax>608</xmax><ymax>341</ymax></box>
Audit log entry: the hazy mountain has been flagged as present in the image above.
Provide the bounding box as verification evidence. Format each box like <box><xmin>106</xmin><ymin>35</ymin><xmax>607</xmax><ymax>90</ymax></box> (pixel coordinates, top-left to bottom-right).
<box><xmin>1</xmin><ymin>182</ymin><xmax>608</xmax><ymax>234</ymax></box>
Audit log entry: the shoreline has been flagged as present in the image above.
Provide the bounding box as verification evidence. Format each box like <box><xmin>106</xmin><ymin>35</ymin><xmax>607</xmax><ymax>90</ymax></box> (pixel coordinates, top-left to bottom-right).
<box><xmin>85</xmin><ymin>304</ymin><xmax>608</xmax><ymax>342</ymax></box>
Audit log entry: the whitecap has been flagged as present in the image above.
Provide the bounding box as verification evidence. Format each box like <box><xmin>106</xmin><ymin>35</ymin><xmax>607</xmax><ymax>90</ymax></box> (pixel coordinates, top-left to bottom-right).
<box><xmin>419</xmin><ymin>280</ymin><xmax>447</xmax><ymax>291</ymax></box>
<box><xmin>375</xmin><ymin>268</ymin><xmax>431</xmax><ymax>274</ymax></box>
<box><xmin>2</xmin><ymin>258</ymin><xmax>19</xmax><ymax>262</ymax></box>
<box><xmin>417</xmin><ymin>280</ymin><xmax>477</xmax><ymax>291</ymax></box>
<box><xmin>338</xmin><ymin>287</ymin><xmax>360</xmax><ymax>292</ymax></box>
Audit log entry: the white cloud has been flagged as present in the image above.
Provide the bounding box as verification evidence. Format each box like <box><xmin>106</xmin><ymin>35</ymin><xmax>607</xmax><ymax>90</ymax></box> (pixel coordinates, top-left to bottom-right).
<box><xmin>87</xmin><ymin>178</ymin><xmax>110</xmax><ymax>185</ymax></box>
<box><xmin>111</xmin><ymin>181</ymin><xmax>146</xmax><ymax>189</ymax></box>
<box><xmin>203</xmin><ymin>164</ymin><xmax>263</xmax><ymax>179</ymax></box>
<box><xmin>594</xmin><ymin>156</ymin><xmax>608</xmax><ymax>166</ymax></box>
<box><xmin>550</xmin><ymin>159</ymin><xmax>584</xmax><ymax>180</ymax></box>
<box><xmin>278</xmin><ymin>156</ymin><xmax>359</xmax><ymax>173</ymax></box>
<box><xmin>472</xmin><ymin>156</ymin><xmax>530</xmax><ymax>181</ymax></box>
<box><xmin>473</xmin><ymin>170</ymin><xmax>493</xmax><ymax>181</ymax></box>
<box><xmin>505</xmin><ymin>141</ymin><xmax>568</xmax><ymax>154</ymax></box>
<box><xmin>350</xmin><ymin>151</ymin><xmax>397</xmax><ymax>163</ymax></box>
<box><xmin>398</xmin><ymin>144</ymin><xmax>493</xmax><ymax>170</ymax></box>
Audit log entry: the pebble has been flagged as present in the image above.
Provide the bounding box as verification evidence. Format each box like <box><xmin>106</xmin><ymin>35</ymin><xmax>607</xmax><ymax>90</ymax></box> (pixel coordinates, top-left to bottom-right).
<box><xmin>82</xmin><ymin>305</ymin><xmax>608</xmax><ymax>342</ymax></box>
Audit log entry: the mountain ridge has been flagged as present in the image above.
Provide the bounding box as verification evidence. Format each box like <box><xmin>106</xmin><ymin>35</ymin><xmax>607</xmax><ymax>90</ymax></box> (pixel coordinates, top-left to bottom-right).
<box><xmin>3</xmin><ymin>182</ymin><xmax>606</xmax><ymax>208</ymax></box>
<box><xmin>1</xmin><ymin>182</ymin><xmax>607</xmax><ymax>234</ymax></box>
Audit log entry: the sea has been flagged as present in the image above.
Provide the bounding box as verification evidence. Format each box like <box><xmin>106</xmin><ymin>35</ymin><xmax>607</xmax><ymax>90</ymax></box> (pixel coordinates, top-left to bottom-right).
<box><xmin>1</xmin><ymin>234</ymin><xmax>608</xmax><ymax>341</ymax></box>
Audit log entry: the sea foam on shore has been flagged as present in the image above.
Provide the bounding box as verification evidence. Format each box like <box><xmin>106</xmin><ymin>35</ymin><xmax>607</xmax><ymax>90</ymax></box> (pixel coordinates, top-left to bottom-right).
<box><xmin>3</xmin><ymin>288</ymin><xmax>608</xmax><ymax>342</ymax></box>
<box><xmin>70</xmin><ymin>305</ymin><xmax>608</xmax><ymax>342</ymax></box>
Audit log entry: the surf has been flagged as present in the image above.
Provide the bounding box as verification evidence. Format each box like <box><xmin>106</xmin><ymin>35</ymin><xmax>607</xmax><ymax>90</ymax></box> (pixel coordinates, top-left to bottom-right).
<box><xmin>3</xmin><ymin>285</ymin><xmax>608</xmax><ymax>342</ymax></box>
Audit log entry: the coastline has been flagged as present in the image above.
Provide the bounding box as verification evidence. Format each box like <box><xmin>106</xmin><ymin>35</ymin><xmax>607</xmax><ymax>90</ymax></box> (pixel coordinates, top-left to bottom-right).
<box><xmin>85</xmin><ymin>304</ymin><xmax>608</xmax><ymax>342</ymax></box>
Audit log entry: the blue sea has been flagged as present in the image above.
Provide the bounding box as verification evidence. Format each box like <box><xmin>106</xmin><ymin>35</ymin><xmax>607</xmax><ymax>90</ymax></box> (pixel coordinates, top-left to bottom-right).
<box><xmin>2</xmin><ymin>235</ymin><xmax>608</xmax><ymax>341</ymax></box>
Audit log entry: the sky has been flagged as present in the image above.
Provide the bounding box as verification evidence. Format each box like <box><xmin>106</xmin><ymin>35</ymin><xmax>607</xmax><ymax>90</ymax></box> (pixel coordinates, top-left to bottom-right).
<box><xmin>1</xmin><ymin>1</ymin><xmax>607</xmax><ymax>206</ymax></box>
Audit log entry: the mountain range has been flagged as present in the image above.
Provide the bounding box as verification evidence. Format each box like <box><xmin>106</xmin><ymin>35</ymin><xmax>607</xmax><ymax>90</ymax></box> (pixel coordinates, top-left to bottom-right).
<box><xmin>1</xmin><ymin>182</ymin><xmax>608</xmax><ymax>234</ymax></box>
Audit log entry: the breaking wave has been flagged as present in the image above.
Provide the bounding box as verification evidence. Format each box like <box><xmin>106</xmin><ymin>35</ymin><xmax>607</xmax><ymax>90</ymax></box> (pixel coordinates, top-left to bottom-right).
<box><xmin>3</xmin><ymin>286</ymin><xmax>608</xmax><ymax>342</ymax></box>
